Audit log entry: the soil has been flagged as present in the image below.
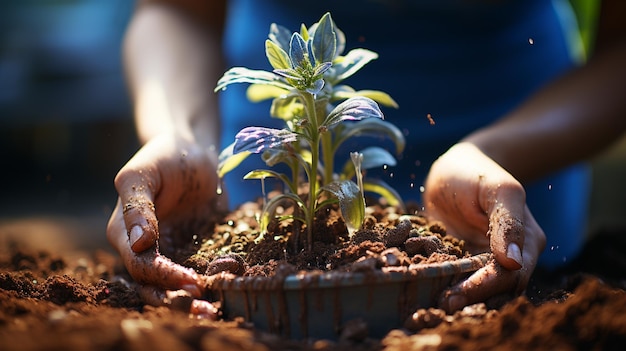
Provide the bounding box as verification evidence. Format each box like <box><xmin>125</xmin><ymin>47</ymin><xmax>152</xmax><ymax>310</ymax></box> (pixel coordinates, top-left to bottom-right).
<box><xmin>2</xmin><ymin>200</ymin><xmax>626</xmax><ymax>351</ymax></box>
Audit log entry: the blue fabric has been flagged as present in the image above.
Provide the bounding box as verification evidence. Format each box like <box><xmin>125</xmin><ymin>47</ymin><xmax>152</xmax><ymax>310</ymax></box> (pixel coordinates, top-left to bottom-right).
<box><xmin>218</xmin><ymin>0</ymin><xmax>589</xmax><ymax>268</ymax></box>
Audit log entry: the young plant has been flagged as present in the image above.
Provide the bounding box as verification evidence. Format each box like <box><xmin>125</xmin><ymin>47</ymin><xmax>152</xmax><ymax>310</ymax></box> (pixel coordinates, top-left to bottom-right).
<box><xmin>215</xmin><ymin>12</ymin><xmax>405</xmax><ymax>251</ymax></box>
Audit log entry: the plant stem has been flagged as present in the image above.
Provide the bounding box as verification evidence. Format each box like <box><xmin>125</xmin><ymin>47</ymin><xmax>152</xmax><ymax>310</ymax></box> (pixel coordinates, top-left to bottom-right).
<box><xmin>321</xmin><ymin>132</ymin><xmax>334</xmax><ymax>186</ymax></box>
<box><xmin>302</xmin><ymin>92</ymin><xmax>319</xmax><ymax>251</ymax></box>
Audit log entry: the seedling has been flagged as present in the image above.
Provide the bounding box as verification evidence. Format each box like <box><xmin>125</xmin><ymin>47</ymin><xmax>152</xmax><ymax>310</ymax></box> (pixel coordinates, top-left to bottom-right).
<box><xmin>215</xmin><ymin>12</ymin><xmax>406</xmax><ymax>251</ymax></box>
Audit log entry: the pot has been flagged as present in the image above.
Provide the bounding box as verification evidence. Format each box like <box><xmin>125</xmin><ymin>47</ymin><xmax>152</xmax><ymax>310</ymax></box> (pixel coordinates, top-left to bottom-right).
<box><xmin>209</xmin><ymin>252</ymin><xmax>490</xmax><ymax>340</ymax></box>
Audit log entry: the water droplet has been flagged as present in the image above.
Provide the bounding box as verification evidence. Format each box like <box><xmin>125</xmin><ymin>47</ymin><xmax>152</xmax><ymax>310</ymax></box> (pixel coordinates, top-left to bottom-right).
<box><xmin>548</xmin><ymin>184</ymin><xmax>552</xmax><ymax>190</ymax></box>
<box><xmin>410</xmin><ymin>182</ymin><xmax>414</xmax><ymax>188</ymax></box>
<box><xmin>216</xmin><ymin>178</ymin><xmax>223</xmax><ymax>195</ymax></box>
<box><xmin>528</xmin><ymin>38</ymin><xmax>534</xmax><ymax>45</ymax></box>
<box><xmin>383</xmin><ymin>164</ymin><xmax>388</xmax><ymax>170</ymax></box>
<box><xmin>419</xmin><ymin>186</ymin><xmax>425</xmax><ymax>193</ymax></box>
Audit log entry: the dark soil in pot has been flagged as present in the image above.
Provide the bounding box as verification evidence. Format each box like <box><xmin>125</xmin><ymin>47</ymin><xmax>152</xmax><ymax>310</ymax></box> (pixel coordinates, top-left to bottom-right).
<box><xmin>175</xmin><ymin>199</ymin><xmax>490</xmax><ymax>339</ymax></box>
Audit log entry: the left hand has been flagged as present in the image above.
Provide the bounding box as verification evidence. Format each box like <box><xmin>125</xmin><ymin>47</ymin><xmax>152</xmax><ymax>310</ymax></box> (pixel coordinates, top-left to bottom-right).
<box><xmin>423</xmin><ymin>142</ymin><xmax>546</xmax><ymax>312</ymax></box>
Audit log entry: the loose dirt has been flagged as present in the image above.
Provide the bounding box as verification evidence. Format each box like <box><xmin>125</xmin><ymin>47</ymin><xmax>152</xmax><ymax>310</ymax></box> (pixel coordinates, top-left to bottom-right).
<box><xmin>2</xmin><ymin>201</ymin><xmax>626</xmax><ymax>350</ymax></box>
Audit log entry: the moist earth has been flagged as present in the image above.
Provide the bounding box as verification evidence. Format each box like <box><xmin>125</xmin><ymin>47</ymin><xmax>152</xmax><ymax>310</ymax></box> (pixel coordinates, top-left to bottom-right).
<box><xmin>2</xmin><ymin>201</ymin><xmax>626</xmax><ymax>350</ymax></box>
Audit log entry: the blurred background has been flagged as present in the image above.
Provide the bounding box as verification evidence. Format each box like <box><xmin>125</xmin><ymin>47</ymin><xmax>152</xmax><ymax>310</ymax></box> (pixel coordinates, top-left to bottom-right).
<box><xmin>0</xmin><ymin>0</ymin><xmax>624</xmax><ymax>253</ymax></box>
<box><xmin>0</xmin><ymin>0</ymin><xmax>136</xmax><ymax>251</ymax></box>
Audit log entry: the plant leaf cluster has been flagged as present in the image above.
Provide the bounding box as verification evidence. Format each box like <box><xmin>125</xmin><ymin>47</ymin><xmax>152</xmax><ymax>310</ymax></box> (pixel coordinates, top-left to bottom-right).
<box><xmin>215</xmin><ymin>12</ymin><xmax>406</xmax><ymax>250</ymax></box>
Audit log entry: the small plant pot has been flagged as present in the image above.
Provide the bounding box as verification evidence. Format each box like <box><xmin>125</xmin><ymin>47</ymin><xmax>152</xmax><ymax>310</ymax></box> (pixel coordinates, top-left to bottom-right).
<box><xmin>209</xmin><ymin>252</ymin><xmax>490</xmax><ymax>340</ymax></box>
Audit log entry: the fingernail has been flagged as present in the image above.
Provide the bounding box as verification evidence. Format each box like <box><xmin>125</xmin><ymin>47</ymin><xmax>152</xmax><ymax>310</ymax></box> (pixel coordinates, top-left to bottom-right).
<box><xmin>446</xmin><ymin>294</ymin><xmax>466</xmax><ymax>312</ymax></box>
<box><xmin>182</xmin><ymin>284</ymin><xmax>202</xmax><ymax>298</ymax></box>
<box><xmin>507</xmin><ymin>242</ymin><xmax>523</xmax><ymax>268</ymax></box>
<box><xmin>129</xmin><ymin>225</ymin><xmax>143</xmax><ymax>248</ymax></box>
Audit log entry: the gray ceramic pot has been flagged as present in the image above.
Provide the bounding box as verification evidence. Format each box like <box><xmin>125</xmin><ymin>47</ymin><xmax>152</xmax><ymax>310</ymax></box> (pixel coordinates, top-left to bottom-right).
<box><xmin>209</xmin><ymin>252</ymin><xmax>490</xmax><ymax>340</ymax></box>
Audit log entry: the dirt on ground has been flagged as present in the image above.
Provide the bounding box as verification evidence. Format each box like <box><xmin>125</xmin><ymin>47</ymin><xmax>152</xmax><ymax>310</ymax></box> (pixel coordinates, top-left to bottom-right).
<box><xmin>2</xmin><ymin>202</ymin><xmax>626</xmax><ymax>350</ymax></box>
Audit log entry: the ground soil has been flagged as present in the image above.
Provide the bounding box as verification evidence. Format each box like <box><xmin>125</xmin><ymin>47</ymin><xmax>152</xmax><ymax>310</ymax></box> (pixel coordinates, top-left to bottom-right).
<box><xmin>2</xmin><ymin>201</ymin><xmax>626</xmax><ymax>351</ymax></box>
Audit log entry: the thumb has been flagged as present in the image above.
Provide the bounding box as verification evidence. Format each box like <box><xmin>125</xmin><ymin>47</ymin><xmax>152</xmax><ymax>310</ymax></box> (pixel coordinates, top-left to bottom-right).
<box><xmin>484</xmin><ymin>183</ymin><xmax>526</xmax><ymax>270</ymax></box>
<box><xmin>114</xmin><ymin>157</ymin><xmax>162</xmax><ymax>253</ymax></box>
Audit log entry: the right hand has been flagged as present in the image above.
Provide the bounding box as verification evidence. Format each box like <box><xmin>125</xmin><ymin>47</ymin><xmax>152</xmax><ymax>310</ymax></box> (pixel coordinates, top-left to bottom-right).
<box><xmin>423</xmin><ymin>143</ymin><xmax>546</xmax><ymax>312</ymax></box>
<box><xmin>106</xmin><ymin>133</ymin><xmax>227</xmax><ymax>318</ymax></box>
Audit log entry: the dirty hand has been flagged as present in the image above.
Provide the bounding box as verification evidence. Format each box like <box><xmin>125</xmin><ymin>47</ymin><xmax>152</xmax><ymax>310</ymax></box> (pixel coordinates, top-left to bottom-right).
<box><xmin>423</xmin><ymin>142</ymin><xmax>546</xmax><ymax>312</ymax></box>
<box><xmin>106</xmin><ymin>133</ymin><xmax>226</xmax><ymax>318</ymax></box>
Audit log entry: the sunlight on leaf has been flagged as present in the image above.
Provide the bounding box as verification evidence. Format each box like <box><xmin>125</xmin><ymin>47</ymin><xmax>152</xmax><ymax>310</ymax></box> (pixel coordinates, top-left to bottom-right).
<box><xmin>332</xmin><ymin>87</ymin><xmax>398</xmax><ymax>108</ymax></box>
<box><xmin>215</xmin><ymin>67</ymin><xmax>291</xmax><ymax>92</ymax></box>
<box><xmin>323</xmin><ymin>96</ymin><xmax>383</xmax><ymax>128</ymax></box>
<box><xmin>334</xmin><ymin>118</ymin><xmax>406</xmax><ymax>155</ymax></box>
<box><xmin>311</xmin><ymin>12</ymin><xmax>336</xmax><ymax>65</ymax></box>
<box><xmin>258</xmin><ymin>193</ymin><xmax>305</xmax><ymax>234</ymax></box>
<box><xmin>234</xmin><ymin>127</ymin><xmax>298</xmax><ymax>154</ymax></box>
<box><xmin>266</xmin><ymin>39</ymin><xmax>292</xmax><ymax>71</ymax></box>
<box><xmin>268</xmin><ymin>23</ymin><xmax>292</xmax><ymax>52</ymax></box>
<box><xmin>289</xmin><ymin>33</ymin><xmax>309</xmax><ymax>68</ymax></box>
<box><xmin>217</xmin><ymin>142</ymin><xmax>252</xmax><ymax>178</ymax></box>
<box><xmin>363</xmin><ymin>178</ymin><xmax>406</xmax><ymax>212</ymax></box>
<box><xmin>247</xmin><ymin>84</ymin><xmax>289</xmax><ymax>102</ymax></box>
<box><xmin>330</xmin><ymin>49</ymin><xmax>378</xmax><ymax>84</ymax></box>
<box><xmin>322</xmin><ymin>180</ymin><xmax>365</xmax><ymax>236</ymax></box>
<box><xmin>341</xmin><ymin>146</ymin><xmax>397</xmax><ymax>178</ymax></box>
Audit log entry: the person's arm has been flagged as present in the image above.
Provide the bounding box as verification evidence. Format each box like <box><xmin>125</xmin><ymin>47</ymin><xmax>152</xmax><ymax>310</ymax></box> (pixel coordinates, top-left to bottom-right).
<box><xmin>465</xmin><ymin>1</ymin><xmax>626</xmax><ymax>183</ymax></box>
<box><xmin>123</xmin><ymin>0</ymin><xmax>226</xmax><ymax>149</ymax></box>
<box><xmin>427</xmin><ymin>0</ymin><xmax>626</xmax><ymax>312</ymax></box>
<box><xmin>116</xmin><ymin>0</ymin><xmax>228</xmax><ymax>253</ymax></box>
<box><xmin>106</xmin><ymin>0</ymin><xmax>228</xmax><ymax>316</ymax></box>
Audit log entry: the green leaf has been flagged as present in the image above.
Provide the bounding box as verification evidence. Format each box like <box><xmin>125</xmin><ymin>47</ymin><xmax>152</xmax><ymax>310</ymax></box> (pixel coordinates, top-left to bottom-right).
<box><xmin>217</xmin><ymin>142</ymin><xmax>252</xmax><ymax>178</ymax></box>
<box><xmin>265</xmin><ymin>39</ymin><xmax>292</xmax><ymax>70</ymax></box>
<box><xmin>269</xmin><ymin>95</ymin><xmax>303</xmax><ymax>120</ymax></box>
<box><xmin>321</xmin><ymin>180</ymin><xmax>365</xmax><ymax>235</ymax></box>
<box><xmin>362</xmin><ymin>178</ymin><xmax>406</xmax><ymax>212</ymax></box>
<box><xmin>258</xmin><ymin>193</ymin><xmax>305</xmax><ymax>234</ymax></box>
<box><xmin>246</xmin><ymin>84</ymin><xmax>290</xmax><ymax>102</ymax></box>
<box><xmin>289</xmin><ymin>33</ymin><xmax>309</xmax><ymax>68</ymax></box>
<box><xmin>268</xmin><ymin>23</ymin><xmax>292</xmax><ymax>52</ymax></box>
<box><xmin>322</xmin><ymin>96</ymin><xmax>383</xmax><ymax>128</ymax></box>
<box><xmin>332</xmin><ymin>86</ymin><xmax>399</xmax><ymax>108</ymax></box>
<box><xmin>311</xmin><ymin>12</ymin><xmax>336</xmax><ymax>65</ymax></box>
<box><xmin>329</xmin><ymin>49</ymin><xmax>378</xmax><ymax>84</ymax></box>
<box><xmin>243</xmin><ymin>169</ymin><xmax>295</xmax><ymax>193</ymax></box>
<box><xmin>341</xmin><ymin>146</ymin><xmax>397</xmax><ymax>178</ymax></box>
<box><xmin>334</xmin><ymin>118</ymin><xmax>406</xmax><ymax>155</ymax></box>
<box><xmin>215</xmin><ymin>67</ymin><xmax>291</xmax><ymax>92</ymax></box>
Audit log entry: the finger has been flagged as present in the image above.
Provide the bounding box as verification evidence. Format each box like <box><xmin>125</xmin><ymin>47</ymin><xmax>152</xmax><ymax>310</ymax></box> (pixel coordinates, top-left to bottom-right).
<box><xmin>439</xmin><ymin>211</ymin><xmax>546</xmax><ymax>313</ymax></box>
<box><xmin>107</xmin><ymin>204</ymin><xmax>205</xmax><ymax>293</ymax></box>
<box><xmin>114</xmin><ymin>153</ymin><xmax>162</xmax><ymax>253</ymax></box>
<box><xmin>438</xmin><ymin>260</ymin><xmax>528</xmax><ymax>313</ymax></box>
<box><xmin>482</xmin><ymin>181</ymin><xmax>527</xmax><ymax>270</ymax></box>
<box><xmin>138</xmin><ymin>285</ymin><xmax>219</xmax><ymax>320</ymax></box>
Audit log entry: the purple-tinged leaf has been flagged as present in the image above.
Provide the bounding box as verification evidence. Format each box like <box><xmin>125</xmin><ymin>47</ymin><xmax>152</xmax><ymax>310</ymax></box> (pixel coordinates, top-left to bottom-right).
<box><xmin>322</xmin><ymin>96</ymin><xmax>383</xmax><ymax>128</ymax></box>
<box><xmin>233</xmin><ymin>127</ymin><xmax>298</xmax><ymax>154</ymax></box>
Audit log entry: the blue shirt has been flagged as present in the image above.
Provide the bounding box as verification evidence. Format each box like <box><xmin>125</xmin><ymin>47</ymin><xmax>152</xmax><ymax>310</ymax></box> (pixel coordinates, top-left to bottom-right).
<box><xmin>218</xmin><ymin>0</ymin><xmax>589</xmax><ymax>267</ymax></box>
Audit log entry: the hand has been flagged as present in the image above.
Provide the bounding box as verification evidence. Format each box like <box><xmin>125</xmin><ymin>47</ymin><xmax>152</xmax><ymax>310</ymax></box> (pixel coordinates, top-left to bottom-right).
<box><xmin>423</xmin><ymin>142</ymin><xmax>546</xmax><ymax>312</ymax></box>
<box><xmin>106</xmin><ymin>133</ymin><xmax>227</xmax><ymax>318</ymax></box>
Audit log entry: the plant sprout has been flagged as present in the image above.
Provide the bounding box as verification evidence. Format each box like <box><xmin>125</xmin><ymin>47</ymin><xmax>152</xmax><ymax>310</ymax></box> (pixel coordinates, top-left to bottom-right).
<box><xmin>215</xmin><ymin>12</ymin><xmax>406</xmax><ymax>251</ymax></box>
